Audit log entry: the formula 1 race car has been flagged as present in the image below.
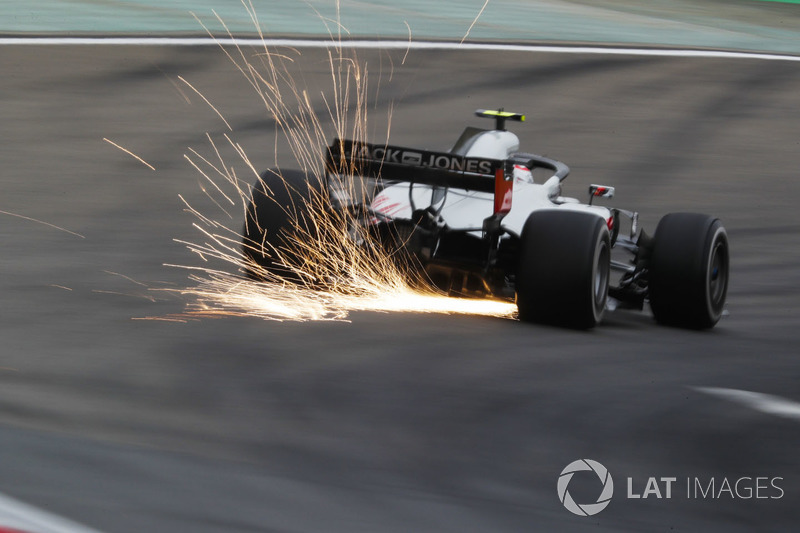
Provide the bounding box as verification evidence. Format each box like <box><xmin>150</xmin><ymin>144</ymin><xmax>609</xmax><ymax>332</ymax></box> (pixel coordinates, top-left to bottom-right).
<box><xmin>243</xmin><ymin>109</ymin><xmax>729</xmax><ymax>329</ymax></box>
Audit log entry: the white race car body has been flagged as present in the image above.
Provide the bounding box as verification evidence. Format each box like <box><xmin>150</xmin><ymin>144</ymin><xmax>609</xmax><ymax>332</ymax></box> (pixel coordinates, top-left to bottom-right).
<box><xmin>371</xmin><ymin>129</ymin><xmax>611</xmax><ymax>237</ymax></box>
<box><xmin>310</xmin><ymin>109</ymin><xmax>728</xmax><ymax>328</ymax></box>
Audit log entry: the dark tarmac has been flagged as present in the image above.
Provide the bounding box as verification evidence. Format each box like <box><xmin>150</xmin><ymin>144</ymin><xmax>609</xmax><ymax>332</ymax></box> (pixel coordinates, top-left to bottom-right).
<box><xmin>1</xmin><ymin>44</ymin><xmax>799</xmax><ymax>531</ymax></box>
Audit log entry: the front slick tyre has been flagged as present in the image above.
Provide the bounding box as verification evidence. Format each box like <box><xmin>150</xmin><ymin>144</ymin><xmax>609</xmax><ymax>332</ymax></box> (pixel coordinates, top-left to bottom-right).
<box><xmin>516</xmin><ymin>210</ymin><xmax>610</xmax><ymax>329</ymax></box>
<box><xmin>648</xmin><ymin>213</ymin><xmax>729</xmax><ymax>329</ymax></box>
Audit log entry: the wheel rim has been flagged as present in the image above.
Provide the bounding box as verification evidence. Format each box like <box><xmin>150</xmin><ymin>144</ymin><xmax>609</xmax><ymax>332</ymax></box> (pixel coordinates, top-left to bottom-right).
<box><xmin>707</xmin><ymin>234</ymin><xmax>728</xmax><ymax>313</ymax></box>
<box><xmin>593</xmin><ymin>239</ymin><xmax>610</xmax><ymax>317</ymax></box>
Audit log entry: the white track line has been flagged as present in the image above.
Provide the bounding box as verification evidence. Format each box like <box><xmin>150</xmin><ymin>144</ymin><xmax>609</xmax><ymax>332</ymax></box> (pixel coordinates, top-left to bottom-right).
<box><xmin>1</xmin><ymin>37</ymin><xmax>799</xmax><ymax>62</ymax></box>
<box><xmin>0</xmin><ymin>492</ymin><xmax>105</xmax><ymax>533</ymax></box>
<box><xmin>694</xmin><ymin>387</ymin><xmax>800</xmax><ymax>422</ymax></box>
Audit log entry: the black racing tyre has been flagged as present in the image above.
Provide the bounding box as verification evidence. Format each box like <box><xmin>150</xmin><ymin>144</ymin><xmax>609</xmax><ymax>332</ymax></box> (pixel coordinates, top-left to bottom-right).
<box><xmin>648</xmin><ymin>213</ymin><xmax>729</xmax><ymax>329</ymax></box>
<box><xmin>516</xmin><ymin>210</ymin><xmax>610</xmax><ymax>329</ymax></box>
<box><xmin>241</xmin><ymin>168</ymin><xmax>319</xmax><ymax>281</ymax></box>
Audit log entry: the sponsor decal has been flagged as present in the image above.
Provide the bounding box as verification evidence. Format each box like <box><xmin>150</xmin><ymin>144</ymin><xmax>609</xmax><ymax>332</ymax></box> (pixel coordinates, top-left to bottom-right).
<box><xmin>342</xmin><ymin>142</ymin><xmax>497</xmax><ymax>175</ymax></box>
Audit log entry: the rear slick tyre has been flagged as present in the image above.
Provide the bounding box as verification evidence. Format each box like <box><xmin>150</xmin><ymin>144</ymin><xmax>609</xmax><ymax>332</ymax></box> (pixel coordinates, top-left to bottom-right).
<box><xmin>241</xmin><ymin>168</ymin><xmax>319</xmax><ymax>281</ymax></box>
<box><xmin>516</xmin><ymin>210</ymin><xmax>610</xmax><ymax>329</ymax></box>
<box><xmin>648</xmin><ymin>213</ymin><xmax>729</xmax><ymax>329</ymax></box>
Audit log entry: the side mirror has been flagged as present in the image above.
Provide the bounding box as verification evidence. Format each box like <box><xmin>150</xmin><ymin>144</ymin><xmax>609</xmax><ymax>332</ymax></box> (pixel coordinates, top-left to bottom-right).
<box><xmin>588</xmin><ymin>184</ymin><xmax>615</xmax><ymax>205</ymax></box>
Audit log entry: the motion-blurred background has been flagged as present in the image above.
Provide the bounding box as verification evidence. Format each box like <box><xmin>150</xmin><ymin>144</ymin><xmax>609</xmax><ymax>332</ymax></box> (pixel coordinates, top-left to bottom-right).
<box><xmin>2</xmin><ymin>0</ymin><xmax>800</xmax><ymax>53</ymax></box>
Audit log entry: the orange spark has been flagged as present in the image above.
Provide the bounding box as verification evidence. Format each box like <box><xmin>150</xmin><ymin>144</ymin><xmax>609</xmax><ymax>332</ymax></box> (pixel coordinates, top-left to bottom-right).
<box><xmin>103</xmin><ymin>137</ymin><xmax>156</xmax><ymax>170</ymax></box>
<box><xmin>462</xmin><ymin>0</ymin><xmax>492</xmax><ymax>44</ymax></box>
<box><xmin>170</xmin><ymin>4</ymin><xmax>519</xmax><ymax>323</ymax></box>
<box><xmin>0</xmin><ymin>208</ymin><xmax>85</xmax><ymax>238</ymax></box>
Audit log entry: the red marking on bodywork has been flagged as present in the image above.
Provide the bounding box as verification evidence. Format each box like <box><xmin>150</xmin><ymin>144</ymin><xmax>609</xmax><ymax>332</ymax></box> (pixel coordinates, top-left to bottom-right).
<box><xmin>375</xmin><ymin>202</ymin><xmax>401</xmax><ymax>215</ymax></box>
<box><xmin>494</xmin><ymin>167</ymin><xmax>513</xmax><ymax>214</ymax></box>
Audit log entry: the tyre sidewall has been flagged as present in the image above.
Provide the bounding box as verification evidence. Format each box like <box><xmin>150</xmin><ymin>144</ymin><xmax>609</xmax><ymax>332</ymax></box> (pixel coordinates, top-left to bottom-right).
<box><xmin>649</xmin><ymin>213</ymin><xmax>729</xmax><ymax>328</ymax></box>
<box><xmin>516</xmin><ymin>210</ymin><xmax>610</xmax><ymax>328</ymax></box>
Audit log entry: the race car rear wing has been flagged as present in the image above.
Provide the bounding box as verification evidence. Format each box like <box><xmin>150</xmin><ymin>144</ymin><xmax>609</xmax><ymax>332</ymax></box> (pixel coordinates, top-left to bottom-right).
<box><xmin>325</xmin><ymin>139</ymin><xmax>502</xmax><ymax>193</ymax></box>
<box><xmin>324</xmin><ymin>139</ymin><xmax>572</xmax><ymax>215</ymax></box>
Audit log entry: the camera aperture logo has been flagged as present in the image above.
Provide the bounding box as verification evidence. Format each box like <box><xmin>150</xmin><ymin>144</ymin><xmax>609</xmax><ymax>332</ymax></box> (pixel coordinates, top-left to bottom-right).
<box><xmin>557</xmin><ymin>459</ymin><xmax>614</xmax><ymax>516</ymax></box>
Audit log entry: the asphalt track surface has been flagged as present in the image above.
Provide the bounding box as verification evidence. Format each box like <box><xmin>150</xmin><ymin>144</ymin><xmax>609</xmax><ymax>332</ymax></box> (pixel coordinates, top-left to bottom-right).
<box><xmin>1</xmin><ymin>43</ymin><xmax>799</xmax><ymax>531</ymax></box>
